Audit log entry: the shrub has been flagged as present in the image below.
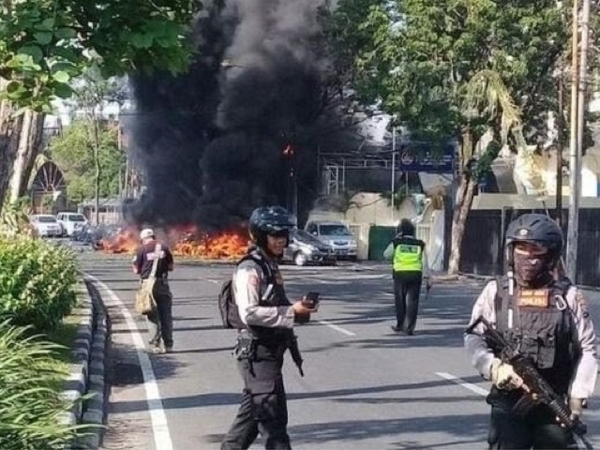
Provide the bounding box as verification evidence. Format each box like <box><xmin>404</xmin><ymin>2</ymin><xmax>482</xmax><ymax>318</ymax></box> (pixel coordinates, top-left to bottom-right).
<box><xmin>0</xmin><ymin>237</ymin><xmax>77</xmax><ymax>332</ymax></box>
<box><xmin>0</xmin><ymin>321</ymin><xmax>78</xmax><ymax>450</ymax></box>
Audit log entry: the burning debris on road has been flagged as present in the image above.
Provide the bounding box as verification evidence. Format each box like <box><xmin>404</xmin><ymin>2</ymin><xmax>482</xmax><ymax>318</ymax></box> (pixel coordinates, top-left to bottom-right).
<box><xmin>98</xmin><ymin>225</ymin><xmax>250</xmax><ymax>260</ymax></box>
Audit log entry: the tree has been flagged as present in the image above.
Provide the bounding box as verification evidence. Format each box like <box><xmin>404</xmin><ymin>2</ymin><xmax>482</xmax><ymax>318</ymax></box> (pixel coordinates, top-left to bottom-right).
<box><xmin>70</xmin><ymin>69</ymin><xmax>126</xmax><ymax>224</ymax></box>
<box><xmin>0</xmin><ymin>0</ymin><xmax>198</xmax><ymax>211</ymax></box>
<box><xmin>49</xmin><ymin>119</ymin><xmax>122</xmax><ymax>207</ymax></box>
<box><xmin>7</xmin><ymin>110</ymin><xmax>45</xmax><ymax>204</ymax></box>
<box><xmin>330</xmin><ymin>0</ymin><xmax>572</xmax><ymax>274</ymax></box>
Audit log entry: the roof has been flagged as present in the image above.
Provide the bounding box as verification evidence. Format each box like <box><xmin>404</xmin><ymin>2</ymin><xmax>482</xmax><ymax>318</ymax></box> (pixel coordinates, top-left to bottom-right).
<box><xmin>79</xmin><ymin>197</ymin><xmax>123</xmax><ymax>208</ymax></box>
<box><xmin>308</xmin><ymin>220</ymin><xmax>347</xmax><ymax>226</ymax></box>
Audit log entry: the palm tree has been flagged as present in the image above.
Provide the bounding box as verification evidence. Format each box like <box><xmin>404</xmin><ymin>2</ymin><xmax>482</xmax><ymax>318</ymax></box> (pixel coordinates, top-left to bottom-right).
<box><xmin>464</xmin><ymin>70</ymin><xmax>522</xmax><ymax>144</ymax></box>
<box><xmin>447</xmin><ymin>69</ymin><xmax>541</xmax><ymax>275</ymax></box>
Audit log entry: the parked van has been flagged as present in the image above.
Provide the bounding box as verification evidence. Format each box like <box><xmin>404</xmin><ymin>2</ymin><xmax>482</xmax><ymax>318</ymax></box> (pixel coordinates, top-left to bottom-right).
<box><xmin>304</xmin><ymin>220</ymin><xmax>358</xmax><ymax>261</ymax></box>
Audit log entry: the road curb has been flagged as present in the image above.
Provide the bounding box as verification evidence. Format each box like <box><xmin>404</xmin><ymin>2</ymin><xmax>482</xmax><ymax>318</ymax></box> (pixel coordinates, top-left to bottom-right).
<box><xmin>60</xmin><ymin>278</ymin><xmax>109</xmax><ymax>449</ymax></box>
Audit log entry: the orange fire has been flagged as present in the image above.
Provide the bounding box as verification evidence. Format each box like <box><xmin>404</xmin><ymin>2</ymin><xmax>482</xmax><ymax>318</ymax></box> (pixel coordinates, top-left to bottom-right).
<box><xmin>99</xmin><ymin>227</ymin><xmax>140</xmax><ymax>255</ymax></box>
<box><xmin>99</xmin><ymin>225</ymin><xmax>249</xmax><ymax>260</ymax></box>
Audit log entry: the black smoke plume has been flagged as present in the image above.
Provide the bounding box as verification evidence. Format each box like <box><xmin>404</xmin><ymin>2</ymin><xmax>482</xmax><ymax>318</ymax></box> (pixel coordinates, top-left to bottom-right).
<box><xmin>126</xmin><ymin>0</ymin><xmax>352</xmax><ymax>230</ymax></box>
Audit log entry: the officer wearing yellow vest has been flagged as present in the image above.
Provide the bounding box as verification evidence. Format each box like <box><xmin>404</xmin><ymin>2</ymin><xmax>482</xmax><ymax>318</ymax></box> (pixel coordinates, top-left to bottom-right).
<box><xmin>383</xmin><ymin>219</ymin><xmax>431</xmax><ymax>335</ymax></box>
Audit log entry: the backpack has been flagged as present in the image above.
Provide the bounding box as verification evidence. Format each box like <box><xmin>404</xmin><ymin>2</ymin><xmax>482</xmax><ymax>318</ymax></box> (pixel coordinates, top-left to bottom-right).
<box><xmin>218</xmin><ymin>252</ymin><xmax>272</xmax><ymax>329</ymax></box>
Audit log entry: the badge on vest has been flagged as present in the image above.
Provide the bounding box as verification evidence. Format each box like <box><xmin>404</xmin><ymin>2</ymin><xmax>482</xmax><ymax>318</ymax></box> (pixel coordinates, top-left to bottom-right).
<box><xmin>518</xmin><ymin>289</ymin><xmax>550</xmax><ymax>308</ymax></box>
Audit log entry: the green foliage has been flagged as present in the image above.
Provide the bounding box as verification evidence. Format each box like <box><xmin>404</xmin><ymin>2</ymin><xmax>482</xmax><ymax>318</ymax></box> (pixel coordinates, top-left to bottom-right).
<box><xmin>331</xmin><ymin>0</ymin><xmax>571</xmax><ymax>149</ymax></box>
<box><xmin>0</xmin><ymin>237</ymin><xmax>77</xmax><ymax>332</ymax></box>
<box><xmin>0</xmin><ymin>321</ymin><xmax>80</xmax><ymax>449</ymax></box>
<box><xmin>0</xmin><ymin>0</ymin><xmax>198</xmax><ymax>110</ymax></box>
<box><xmin>48</xmin><ymin>120</ymin><xmax>123</xmax><ymax>204</ymax></box>
<box><xmin>473</xmin><ymin>140</ymin><xmax>502</xmax><ymax>181</ymax></box>
<box><xmin>0</xmin><ymin>203</ymin><xmax>35</xmax><ymax>237</ymax></box>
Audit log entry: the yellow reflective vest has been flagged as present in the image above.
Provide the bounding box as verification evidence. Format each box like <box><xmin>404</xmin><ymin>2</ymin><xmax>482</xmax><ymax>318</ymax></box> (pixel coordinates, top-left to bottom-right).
<box><xmin>392</xmin><ymin>237</ymin><xmax>425</xmax><ymax>272</ymax></box>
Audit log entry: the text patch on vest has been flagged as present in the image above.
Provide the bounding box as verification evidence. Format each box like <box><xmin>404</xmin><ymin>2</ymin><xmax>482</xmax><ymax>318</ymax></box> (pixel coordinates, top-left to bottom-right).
<box><xmin>518</xmin><ymin>289</ymin><xmax>550</xmax><ymax>308</ymax></box>
<box><xmin>398</xmin><ymin>244</ymin><xmax>420</xmax><ymax>254</ymax></box>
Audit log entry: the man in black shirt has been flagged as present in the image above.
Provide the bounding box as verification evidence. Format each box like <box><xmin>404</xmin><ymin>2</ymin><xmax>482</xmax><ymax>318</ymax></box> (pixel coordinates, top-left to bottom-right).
<box><xmin>132</xmin><ymin>228</ymin><xmax>175</xmax><ymax>354</ymax></box>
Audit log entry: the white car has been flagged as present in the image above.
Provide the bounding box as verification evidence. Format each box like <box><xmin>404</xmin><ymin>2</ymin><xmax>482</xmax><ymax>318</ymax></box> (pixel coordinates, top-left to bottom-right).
<box><xmin>56</xmin><ymin>212</ymin><xmax>88</xmax><ymax>237</ymax></box>
<box><xmin>29</xmin><ymin>214</ymin><xmax>63</xmax><ymax>237</ymax></box>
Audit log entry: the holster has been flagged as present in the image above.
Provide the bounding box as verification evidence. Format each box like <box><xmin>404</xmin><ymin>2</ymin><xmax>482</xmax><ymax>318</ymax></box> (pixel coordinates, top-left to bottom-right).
<box><xmin>233</xmin><ymin>332</ymin><xmax>257</xmax><ymax>361</ymax></box>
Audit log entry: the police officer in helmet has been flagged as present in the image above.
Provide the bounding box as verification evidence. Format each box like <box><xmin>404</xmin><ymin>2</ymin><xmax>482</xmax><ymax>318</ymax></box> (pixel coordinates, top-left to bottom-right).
<box><xmin>383</xmin><ymin>218</ymin><xmax>431</xmax><ymax>335</ymax></box>
<box><xmin>221</xmin><ymin>206</ymin><xmax>318</xmax><ymax>450</ymax></box>
<box><xmin>465</xmin><ymin>214</ymin><xmax>598</xmax><ymax>449</ymax></box>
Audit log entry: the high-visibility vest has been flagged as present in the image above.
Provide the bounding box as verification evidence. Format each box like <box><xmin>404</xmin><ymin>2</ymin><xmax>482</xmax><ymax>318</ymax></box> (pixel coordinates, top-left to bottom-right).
<box><xmin>392</xmin><ymin>237</ymin><xmax>424</xmax><ymax>272</ymax></box>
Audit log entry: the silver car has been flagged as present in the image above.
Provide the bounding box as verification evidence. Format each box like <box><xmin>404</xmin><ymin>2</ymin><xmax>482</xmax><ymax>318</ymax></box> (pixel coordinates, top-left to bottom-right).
<box><xmin>30</xmin><ymin>214</ymin><xmax>63</xmax><ymax>237</ymax></box>
<box><xmin>304</xmin><ymin>220</ymin><xmax>358</xmax><ymax>261</ymax></box>
<box><xmin>283</xmin><ymin>229</ymin><xmax>336</xmax><ymax>266</ymax></box>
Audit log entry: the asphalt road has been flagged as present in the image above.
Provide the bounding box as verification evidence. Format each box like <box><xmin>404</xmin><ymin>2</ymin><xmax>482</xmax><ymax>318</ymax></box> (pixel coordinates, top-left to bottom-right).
<box><xmin>76</xmin><ymin>252</ymin><xmax>600</xmax><ymax>450</ymax></box>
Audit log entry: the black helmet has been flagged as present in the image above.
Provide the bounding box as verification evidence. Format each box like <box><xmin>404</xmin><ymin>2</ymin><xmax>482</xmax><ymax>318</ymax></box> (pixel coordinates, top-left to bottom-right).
<box><xmin>505</xmin><ymin>213</ymin><xmax>563</xmax><ymax>252</ymax></box>
<box><xmin>397</xmin><ymin>218</ymin><xmax>415</xmax><ymax>236</ymax></box>
<box><xmin>249</xmin><ymin>206</ymin><xmax>296</xmax><ymax>247</ymax></box>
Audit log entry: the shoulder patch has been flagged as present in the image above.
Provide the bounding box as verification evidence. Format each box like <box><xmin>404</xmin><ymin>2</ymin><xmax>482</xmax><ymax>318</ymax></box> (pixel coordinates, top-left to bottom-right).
<box><xmin>249</xmin><ymin>274</ymin><xmax>259</xmax><ymax>287</ymax></box>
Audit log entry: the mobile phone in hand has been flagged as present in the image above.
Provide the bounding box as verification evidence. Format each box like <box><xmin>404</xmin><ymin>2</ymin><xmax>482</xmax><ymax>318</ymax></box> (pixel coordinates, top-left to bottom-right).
<box><xmin>303</xmin><ymin>292</ymin><xmax>320</xmax><ymax>308</ymax></box>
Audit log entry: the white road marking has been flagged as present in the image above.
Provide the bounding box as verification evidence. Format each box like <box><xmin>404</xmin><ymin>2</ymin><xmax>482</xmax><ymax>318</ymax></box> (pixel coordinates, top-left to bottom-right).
<box><xmin>383</xmin><ymin>291</ymin><xmax>480</xmax><ymax>298</ymax></box>
<box><xmin>205</xmin><ymin>279</ymin><xmax>220</xmax><ymax>284</ymax></box>
<box><xmin>435</xmin><ymin>371</ymin><xmax>488</xmax><ymax>396</ymax></box>
<box><xmin>315</xmin><ymin>319</ymin><xmax>356</xmax><ymax>336</ymax></box>
<box><xmin>84</xmin><ymin>273</ymin><xmax>173</xmax><ymax>450</ymax></box>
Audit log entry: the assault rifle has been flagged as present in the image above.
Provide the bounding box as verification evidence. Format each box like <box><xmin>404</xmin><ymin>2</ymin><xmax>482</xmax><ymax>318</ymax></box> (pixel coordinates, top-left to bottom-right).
<box><xmin>286</xmin><ymin>331</ymin><xmax>304</xmax><ymax>377</ymax></box>
<box><xmin>466</xmin><ymin>316</ymin><xmax>593</xmax><ymax>450</ymax></box>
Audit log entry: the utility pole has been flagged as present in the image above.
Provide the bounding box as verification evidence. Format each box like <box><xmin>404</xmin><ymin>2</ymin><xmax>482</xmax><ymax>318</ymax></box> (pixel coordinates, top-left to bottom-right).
<box><xmin>577</xmin><ymin>0</ymin><xmax>591</xmax><ymax>174</ymax></box>
<box><xmin>556</xmin><ymin>59</ymin><xmax>564</xmax><ymax>226</ymax></box>
<box><xmin>391</xmin><ymin>127</ymin><xmax>397</xmax><ymax>223</ymax></box>
<box><xmin>566</xmin><ymin>0</ymin><xmax>582</xmax><ymax>282</ymax></box>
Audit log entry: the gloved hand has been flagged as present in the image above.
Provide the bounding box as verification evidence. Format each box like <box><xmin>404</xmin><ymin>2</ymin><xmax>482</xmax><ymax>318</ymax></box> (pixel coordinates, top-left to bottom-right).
<box><xmin>490</xmin><ymin>358</ymin><xmax>528</xmax><ymax>391</ymax></box>
<box><xmin>569</xmin><ymin>398</ymin><xmax>585</xmax><ymax>419</ymax></box>
<box><xmin>557</xmin><ymin>397</ymin><xmax>585</xmax><ymax>428</ymax></box>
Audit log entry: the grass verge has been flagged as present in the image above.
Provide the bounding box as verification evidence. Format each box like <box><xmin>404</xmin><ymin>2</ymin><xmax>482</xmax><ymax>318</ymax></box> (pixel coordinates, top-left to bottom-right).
<box><xmin>42</xmin><ymin>314</ymin><xmax>81</xmax><ymax>391</ymax></box>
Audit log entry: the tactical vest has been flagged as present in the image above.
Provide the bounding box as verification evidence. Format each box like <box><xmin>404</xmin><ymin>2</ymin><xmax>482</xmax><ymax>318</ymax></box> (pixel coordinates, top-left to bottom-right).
<box><xmin>392</xmin><ymin>236</ymin><xmax>424</xmax><ymax>272</ymax></box>
<box><xmin>246</xmin><ymin>250</ymin><xmax>291</xmax><ymax>346</ymax></box>
<box><xmin>492</xmin><ymin>277</ymin><xmax>579</xmax><ymax>397</ymax></box>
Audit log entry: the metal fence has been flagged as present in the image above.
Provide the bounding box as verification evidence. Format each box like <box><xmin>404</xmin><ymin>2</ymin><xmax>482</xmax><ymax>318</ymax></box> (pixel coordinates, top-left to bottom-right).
<box><xmin>457</xmin><ymin>208</ymin><xmax>600</xmax><ymax>287</ymax></box>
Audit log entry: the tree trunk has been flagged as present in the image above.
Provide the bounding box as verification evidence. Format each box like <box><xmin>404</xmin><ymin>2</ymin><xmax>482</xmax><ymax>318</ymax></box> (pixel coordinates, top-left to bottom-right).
<box><xmin>447</xmin><ymin>128</ymin><xmax>476</xmax><ymax>275</ymax></box>
<box><xmin>91</xmin><ymin>119</ymin><xmax>101</xmax><ymax>226</ymax></box>
<box><xmin>0</xmin><ymin>88</ymin><xmax>25</xmax><ymax>213</ymax></box>
<box><xmin>447</xmin><ymin>175</ymin><xmax>477</xmax><ymax>275</ymax></box>
<box><xmin>8</xmin><ymin>110</ymin><xmax>45</xmax><ymax>204</ymax></box>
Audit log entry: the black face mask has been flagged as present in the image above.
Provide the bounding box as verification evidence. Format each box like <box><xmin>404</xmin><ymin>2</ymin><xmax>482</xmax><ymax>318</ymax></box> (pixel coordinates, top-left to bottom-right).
<box><xmin>513</xmin><ymin>251</ymin><xmax>553</xmax><ymax>287</ymax></box>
